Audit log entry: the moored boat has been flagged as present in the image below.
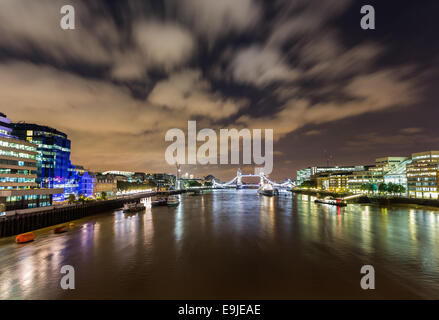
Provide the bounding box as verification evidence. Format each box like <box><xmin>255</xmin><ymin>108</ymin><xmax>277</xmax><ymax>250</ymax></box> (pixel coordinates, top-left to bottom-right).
<box><xmin>152</xmin><ymin>197</ymin><xmax>167</xmax><ymax>207</ymax></box>
<box><xmin>258</xmin><ymin>184</ymin><xmax>279</xmax><ymax>197</ymax></box>
<box><xmin>123</xmin><ymin>202</ymin><xmax>145</xmax><ymax>213</ymax></box>
<box><xmin>54</xmin><ymin>226</ymin><xmax>68</xmax><ymax>234</ymax></box>
<box><xmin>314</xmin><ymin>197</ymin><xmax>347</xmax><ymax>207</ymax></box>
<box><xmin>167</xmin><ymin>195</ymin><xmax>179</xmax><ymax>206</ymax></box>
<box><xmin>16</xmin><ymin>232</ymin><xmax>35</xmax><ymax>244</ymax></box>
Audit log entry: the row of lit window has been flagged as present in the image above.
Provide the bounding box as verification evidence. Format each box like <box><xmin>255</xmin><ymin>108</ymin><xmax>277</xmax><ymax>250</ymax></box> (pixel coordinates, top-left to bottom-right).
<box><xmin>0</xmin><ymin>159</ymin><xmax>36</xmax><ymax>168</ymax></box>
<box><xmin>0</xmin><ymin>140</ymin><xmax>36</xmax><ymax>152</ymax></box>
<box><xmin>0</xmin><ymin>149</ymin><xmax>37</xmax><ymax>160</ymax></box>
<box><xmin>6</xmin><ymin>194</ymin><xmax>50</xmax><ymax>202</ymax></box>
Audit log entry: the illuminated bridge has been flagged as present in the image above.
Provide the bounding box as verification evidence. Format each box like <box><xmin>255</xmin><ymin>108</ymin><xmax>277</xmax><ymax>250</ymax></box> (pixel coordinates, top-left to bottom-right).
<box><xmin>212</xmin><ymin>169</ymin><xmax>295</xmax><ymax>189</ymax></box>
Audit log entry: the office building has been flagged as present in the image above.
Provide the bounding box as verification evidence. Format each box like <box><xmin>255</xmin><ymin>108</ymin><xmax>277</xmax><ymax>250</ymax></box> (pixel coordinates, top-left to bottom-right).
<box><xmin>296</xmin><ymin>165</ymin><xmax>365</xmax><ymax>186</ymax></box>
<box><xmin>12</xmin><ymin>123</ymin><xmax>73</xmax><ymax>201</ymax></box>
<box><xmin>93</xmin><ymin>174</ymin><xmax>117</xmax><ymax>198</ymax></box>
<box><xmin>407</xmin><ymin>151</ymin><xmax>439</xmax><ymax>199</ymax></box>
<box><xmin>347</xmin><ymin>157</ymin><xmax>409</xmax><ymax>192</ymax></box>
<box><xmin>152</xmin><ymin>173</ymin><xmax>176</xmax><ymax>190</ymax></box>
<box><xmin>0</xmin><ymin>113</ymin><xmax>61</xmax><ymax>213</ymax></box>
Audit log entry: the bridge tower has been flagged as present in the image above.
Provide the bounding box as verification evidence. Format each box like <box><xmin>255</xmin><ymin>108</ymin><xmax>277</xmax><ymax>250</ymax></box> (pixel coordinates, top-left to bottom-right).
<box><xmin>259</xmin><ymin>171</ymin><xmax>265</xmax><ymax>186</ymax></box>
<box><xmin>237</xmin><ymin>169</ymin><xmax>242</xmax><ymax>186</ymax></box>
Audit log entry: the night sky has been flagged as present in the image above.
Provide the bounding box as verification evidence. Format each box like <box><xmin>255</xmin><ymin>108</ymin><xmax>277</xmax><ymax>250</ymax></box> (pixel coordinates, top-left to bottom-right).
<box><xmin>0</xmin><ymin>0</ymin><xmax>438</xmax><ymax>181</ymax></box>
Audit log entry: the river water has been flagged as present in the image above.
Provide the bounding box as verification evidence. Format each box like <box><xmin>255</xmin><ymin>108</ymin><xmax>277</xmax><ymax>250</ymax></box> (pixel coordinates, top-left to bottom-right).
<box><xmin>0</xmin><ymin>190</ymin><xmax>438</xmax><ymax>299</ymax></box>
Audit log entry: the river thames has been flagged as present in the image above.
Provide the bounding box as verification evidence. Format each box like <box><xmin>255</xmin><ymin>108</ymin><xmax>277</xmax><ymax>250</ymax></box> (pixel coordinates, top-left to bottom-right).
<box><xmin>1</xmin><ymin>190</ymin><xmax>438</xmax><ymax>299</ymax></box>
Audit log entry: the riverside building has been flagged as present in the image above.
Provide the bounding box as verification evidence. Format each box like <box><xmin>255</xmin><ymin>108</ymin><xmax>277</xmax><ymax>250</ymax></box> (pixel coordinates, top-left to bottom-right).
<box><xmin>347</xmin><ymin>157</ymin><xmax>409</xmax><ymax>192</ymax></box>
<box><xmin>296</xmin><ymin>166</ymin><xmax>365</xmax><ymax>186</ymax></box>
<box><xmin>407</xmin><ymin>151</ymin><xmax>439</xmax><ymax>199</ymax></box>
<box><xmin>0</xmin><ymin>113</ymin><xmax>61</xmax><ymax>213</ymax></box>
<box><xmin>12</xmin><ymin>123</ymin><xmax>74</xmax><ymax>202</ymax></box>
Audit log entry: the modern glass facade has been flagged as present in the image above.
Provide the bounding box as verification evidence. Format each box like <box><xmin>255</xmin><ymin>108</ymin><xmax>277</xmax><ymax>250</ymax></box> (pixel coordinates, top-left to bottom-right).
<box><xmin>12</xmin><ymin>123</ymin><xmax>73</xmax><ymax>202</ymax></box>
<box><xmin>296</xmin><ymin>166</ymin><xmax>365</xmax><ymax>185</ymax></box>
<box><xmin>152</xmin><ymin>173</ymin><xmax>176</xmax><ymax>190</ymax></box>
<box><xmin>0</xmin><ymin>114</ymin><xmax>61</xmax><ymax>213</ymax></box>
<box><xmin>407</xmin><ymin>151</ymin><xmax>439</xmax><ymax>199</ymax></box>
<box><xmin>0</xmin><ymin>112</ymin><xmax>13</xmax><ymax>138</ymax></box>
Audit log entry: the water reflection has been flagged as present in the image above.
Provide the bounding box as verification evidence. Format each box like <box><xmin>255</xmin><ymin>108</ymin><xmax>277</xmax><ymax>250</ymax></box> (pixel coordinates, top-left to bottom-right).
<box><xmin>1</xmin><ymin>190</ymin><xmax>439</xmax><ymax>299</ymax></box>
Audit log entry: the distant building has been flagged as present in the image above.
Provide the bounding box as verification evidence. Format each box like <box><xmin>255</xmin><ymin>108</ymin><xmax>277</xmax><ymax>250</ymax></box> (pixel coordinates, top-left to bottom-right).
<box><xmin>73</xmin><ymin>165</ymin><xmax>87</xmax><ymax>175</ymax></box>
<box><xmin>70</xmin><ymin>165</ymin><xmax>94</xmax><ymax>198</ymax></box>
<box><xmin>132</xmin><ymin>172</ymin><xmax>147</xmax><ymax>183</ymax></box>
<box><xmin>77</xmin><ymin>172</ymin><xmax>94</xmax><ymax>198</ymax></box>
<box><xmin>0</xmin><ymin>113</ymin><xmax>61</xmax><ymax>213</ymax></box>
<box><xmin>346</xmin><ymin>167</ymin><xmax>382</xmax><ymax>192</ymax></box>
<box><xmin>152</xmin><ymin>173</ymin><xmax>176</xmax><ymax>190</ymax></box>
<box><xmin>316</xmin><ymin>171</ymin><xmax>353</xmax><ymax>191</ymax></box>
<box><xmin>104</xmin><ymin>173</ymin><xmax>129</xmax><ymax>182</ymax></box>
<box><xmin>297</xmin><ymin>166</ymin><xmax>365</xmax><ymax>186</ymax></box>
<box><xmin>407</xmin><ymin>151</ymin><xmax>439</xmax><ymax>199</ymax></box>
<box><xmin>12</xmin><ymin>123</ymin><xmax>73</xmax><ymax>202</ymax></box>
<box><xmin>102</xmin><ymin>171</ymin><xmax>134</xmax><ymax>181</ymax></box>
<box><xmin>347</xmin><ymin>157</ymin><xmax>409</xmax><ymax>192</ymax></box>
<box><xmin>0</xmin><ymin>112</ymin><xmax>13</xmax><ymax>138</ymax></box>
<box><xmin>93</xmin><ymin>174</ymin><xmax>117</xmax><ymax>198</ymax></box>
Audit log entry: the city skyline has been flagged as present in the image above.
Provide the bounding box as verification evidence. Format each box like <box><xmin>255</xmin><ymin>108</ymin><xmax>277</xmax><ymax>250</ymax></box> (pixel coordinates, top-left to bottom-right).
<box><xmin>0</xmin><ymin>0</ymin><xmax>438</xmax><ymax>181</ymax></box>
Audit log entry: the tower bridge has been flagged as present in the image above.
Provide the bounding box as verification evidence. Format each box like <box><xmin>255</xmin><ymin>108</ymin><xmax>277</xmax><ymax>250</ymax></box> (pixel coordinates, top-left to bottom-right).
<box><xmin>212</xmin><ymin>169</ymin><xmax>295</xmax><ymax>190</ymax></box>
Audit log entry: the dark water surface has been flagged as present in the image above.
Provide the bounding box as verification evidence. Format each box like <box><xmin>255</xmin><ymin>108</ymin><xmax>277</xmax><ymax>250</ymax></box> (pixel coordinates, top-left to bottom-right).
<box><xmin>1</xmin><ymin>190</ymin><xmax>439</xmax><ymax>299</ymax></box>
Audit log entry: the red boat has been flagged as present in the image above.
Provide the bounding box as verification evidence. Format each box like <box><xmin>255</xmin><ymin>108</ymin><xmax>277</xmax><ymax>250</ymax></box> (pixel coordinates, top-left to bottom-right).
<box><xmin>54</xmin><ymin>226</ymin><xmax>68</xmax><ymax>234</ymax></box>
<box><xmin>16</xmin><ymin>232</ymin><xmax>35</xmax><ymax>244</ymax></box>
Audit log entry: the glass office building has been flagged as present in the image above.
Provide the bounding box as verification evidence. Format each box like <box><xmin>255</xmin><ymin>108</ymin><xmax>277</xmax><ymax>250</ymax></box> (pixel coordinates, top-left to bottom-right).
<box><xmin>407</xmin><ymin>151</ymin><xmax>439</xmax><ymax>199</ymax></box>
<box><xmin>0</xmin><ymin>113</ymin><xmax>61</xmax><ymax>213</ymax></box>
<box><xmin>12</xmin><ymin>123</ymin><xmax>73</xmax><ymax>202</ymax></box>
<box><xmin>0</xmin><ymin>112</ymin><xmax>13</xmax><ymax>138</ymax></box>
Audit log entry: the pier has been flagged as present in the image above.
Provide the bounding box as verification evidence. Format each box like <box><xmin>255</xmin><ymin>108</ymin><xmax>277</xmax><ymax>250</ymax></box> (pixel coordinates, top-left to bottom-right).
<box><xmin>0</xmin><ymin>189</ymin><xmax>188</xmax><ymax>238</ymax></box>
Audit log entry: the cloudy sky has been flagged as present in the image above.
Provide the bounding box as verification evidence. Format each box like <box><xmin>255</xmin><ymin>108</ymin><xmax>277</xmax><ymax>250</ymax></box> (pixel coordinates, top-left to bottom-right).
<box><xmin>0</xmin><ymin>0</ymin><xmax>438</xmax><ymax>181</ymax></box>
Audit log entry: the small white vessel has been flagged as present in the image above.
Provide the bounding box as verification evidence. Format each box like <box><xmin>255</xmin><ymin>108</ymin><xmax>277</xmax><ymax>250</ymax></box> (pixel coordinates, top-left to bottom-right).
<box><xmin>167</xmin><ymin>195</ymin><xmax>180</xmax><ymax>206</ymax></box>
<box><xmin>123</xmin><ymin>202</ymin><xmax>145</xmax><ymax>213</ymax></box>
<box><xmin>258</xmin><ymin>184</ymin><xmax>279</xmax><ymax>197</ymax></box>
<box><xmin>314</xmin><ymin>197</ymin><xmax>347</xmax><ymax>207</ymax></box>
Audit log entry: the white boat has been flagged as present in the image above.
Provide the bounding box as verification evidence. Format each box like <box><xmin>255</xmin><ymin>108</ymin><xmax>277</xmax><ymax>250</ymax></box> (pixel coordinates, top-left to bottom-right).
<box><xmin>123</xmin><ymin>202</ymin><xmax>145</xmax><ymax>213</ymax></box>
<box><xmin>314</xmin><ymin>197</ymin><xmax>347</xmax><ymax>207</ymax></box>
<box><xmin>167</xmin><ymin>195</ymin><xmax>179</xmax><ymax>206</ymax></box>
<box><xmin>258</xmin><ymin>184</ymin><xmax>279</xmax><ymax>197</ymax></box>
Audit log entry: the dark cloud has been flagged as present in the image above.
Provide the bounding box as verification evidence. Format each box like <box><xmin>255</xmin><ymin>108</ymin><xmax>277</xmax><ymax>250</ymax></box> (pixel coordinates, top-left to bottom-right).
<box><xmin>0</xmin><ymin>0</ymin><xmax>437</xmax><ymax>180</ymax></box>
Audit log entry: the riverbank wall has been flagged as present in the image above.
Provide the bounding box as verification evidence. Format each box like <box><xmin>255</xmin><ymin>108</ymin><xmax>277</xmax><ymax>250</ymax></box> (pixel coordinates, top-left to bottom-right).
<box><xmin>0</xmin><ymin>188</ymin><xmax>216</xmax><ymax>238</ymax></box>
<box><xmin>0</xmin><ymin>199</ymin><xmax>126</xmax><ymax>238</ymax></box>
<box><xmin>292</xmin><ymin>189</ymin><xmax>439</xmax><ymax>208</ymax></box>
<box><xmin>0</xmin><ymin>190</ymin><xmax>166</xmax><ymax>238</ymax></box>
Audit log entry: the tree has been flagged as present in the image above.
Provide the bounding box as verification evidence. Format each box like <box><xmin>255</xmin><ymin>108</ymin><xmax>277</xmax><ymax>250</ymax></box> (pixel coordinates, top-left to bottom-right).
<box><xmin>68</xmin><ymin>194</ymin><xmax>76</xmax><ymax>204</ymax></box>
<box><xmin>387</xmin><ymin>182</ymin><xmax>396</xmax><ymax>195</ymax></box>
<box><xmin>117</xmin><ymin>181</ymin><xmax>157</xmax><ymax>192</ymax></box>
<box><xmin>399</xmin><ymin>185</ymin><xmax>406</xmax><ymax>195</ymax></box>
<box><xmin>378</xmin><ymin>183</ymin><xmax>388</xmax><ymax>194</ymax></box>
<box><xmin>361</xmin><ymin>183</ymin><xmax>370</xmax><ymax>193</ymax></box>
<box><xmin>78</xmin><ymin>194</ymin><xmax>86</xmax><ymax>204</ymax></box>
<box><xmin>187</xmin><ymin>180</ymin><xmax>202</xmax><ymax>188</ymax></box>
<box><xmin>101</xmin><ymin>191</ymin><xmax>107</xmax><ymax>200</ymax></box>
<box><xmin>300</xmin><ymin>180</ymin><xmax>317</xmax><ymax>188</ymax></box>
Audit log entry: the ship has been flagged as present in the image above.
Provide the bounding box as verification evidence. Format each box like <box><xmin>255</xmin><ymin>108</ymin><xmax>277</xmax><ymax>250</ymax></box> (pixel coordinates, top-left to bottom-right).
<box><xmin>257</xmin><ymin>184</ymin><xmax>279</xmax><ymax>197</ymax></box>
<box><xmin>167</xmin><ymin>195</ymin><xmax>180</xmax><ymax>206</ymax></box>
<box><xmin>314</xmin><ymin>197</ymin><xmax>347</xmax><ymax>207</ymax></box>
<box><xmin>123</xmin><ymin>202</ymin><xmax>145</xmax><ymax>213</ymax></box>
<box><xmin>151</xmin><ymin>197</ymin><xmax>167</xmax><ymax>207</ymax></box>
